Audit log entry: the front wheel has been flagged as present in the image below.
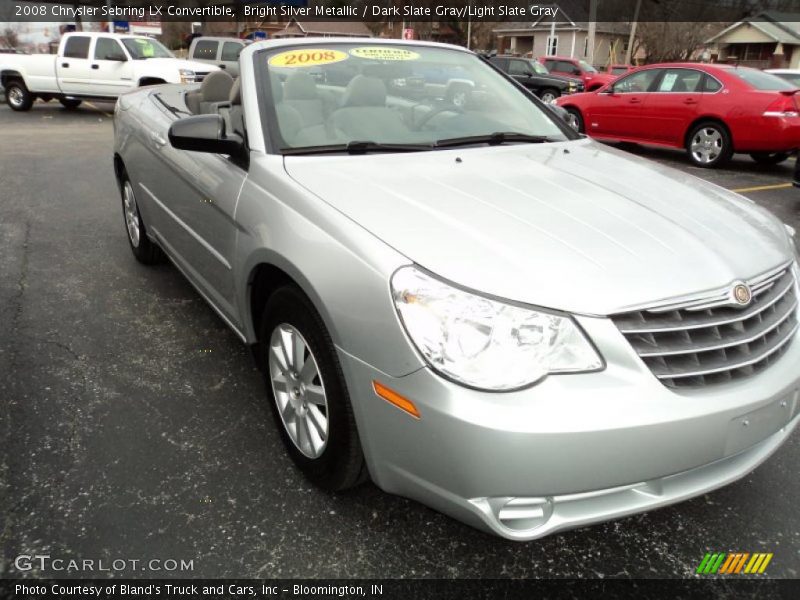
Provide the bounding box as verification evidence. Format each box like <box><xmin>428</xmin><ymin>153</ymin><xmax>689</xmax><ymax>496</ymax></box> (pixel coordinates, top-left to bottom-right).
<box><xmin>563</xmin><ymin>107</ymin><xmax>584</xmax><ymax>133</ymax></box>
<box><xmin>686</xmin><ymin>122</ymin><xmax>733</xmax><ymax>168</ymax></box>
<box><xmin>59</xmin><ymin>97</ymin><xmax>82</xmax><ymax>109</ymax></box>
<box><xmin>5</xmin><ymin>80</ymin><xmax>33</xmax><ymax>111</ymax></box>
<box><xmin>539</xmin><ymin>88</ymin><xmax>560</xmax><ymax>104</ymax></box>
<box><xmin>260</xmin><ymin>286</ymin><xmax>366</xmax><ymax>491</ymax></box>
<box><xmin>120</xmin><ymin>177</ymin><xmax>164</xmax><ymax>265</ymax></box>
<box><xmin>750</xmin><ymin>152</ymin><xmax>790</xmax><ymax>166</ymax></box>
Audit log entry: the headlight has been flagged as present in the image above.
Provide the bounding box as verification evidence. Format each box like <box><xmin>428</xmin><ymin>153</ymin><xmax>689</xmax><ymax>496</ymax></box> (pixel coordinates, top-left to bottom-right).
<box><xmin>179</xmin><ymin>69</ymin><xmax>196</xmax><ymax>83</ymax></box>
<box><xmin>786</xmin><ymin>223</ymin><xmax>800</xmax><ymax>259</ymax></box>
<box><xmin>391</xmin><ymin>266</ymin><xmax>603</xmax><ymax>391</ymax></box>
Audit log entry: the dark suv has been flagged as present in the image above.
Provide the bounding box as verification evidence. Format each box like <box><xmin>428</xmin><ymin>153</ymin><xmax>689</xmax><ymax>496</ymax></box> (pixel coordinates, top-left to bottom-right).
<box><xmin>488</xmin><ymin>56</ymin><xmax>583</xmax><ymax>102</ymax></box>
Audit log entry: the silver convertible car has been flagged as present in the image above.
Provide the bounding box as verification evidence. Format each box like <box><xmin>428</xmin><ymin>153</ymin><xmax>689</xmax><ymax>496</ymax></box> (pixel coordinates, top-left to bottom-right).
<box><xmin>113</xmin><ymin>39</ymin><xmax>800</xmax><ymax>540</ymax></box>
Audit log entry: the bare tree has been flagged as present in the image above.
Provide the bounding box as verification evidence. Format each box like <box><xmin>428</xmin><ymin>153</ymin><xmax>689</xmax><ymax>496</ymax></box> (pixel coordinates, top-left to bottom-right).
<box><xmin>636</xmin><ymin>21</ymin><xmax>727</xmax><ymax>62</ymax></box>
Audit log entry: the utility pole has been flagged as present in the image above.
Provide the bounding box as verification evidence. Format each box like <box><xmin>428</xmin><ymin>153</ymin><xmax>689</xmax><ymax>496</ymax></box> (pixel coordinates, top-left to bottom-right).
<box><xmin>625</xmin><ymin>0</ymin><xmax>642</xmax><ymax>64</ymax></box>
<box><xmin>466</xmin><ymin>2</ymin><xmax>472</xmax><ymax>50</ymax></box>
<box><xmin>586</xmin><ymin>0</ymin><xmax>597</xmax><ymax>65</ymax></box>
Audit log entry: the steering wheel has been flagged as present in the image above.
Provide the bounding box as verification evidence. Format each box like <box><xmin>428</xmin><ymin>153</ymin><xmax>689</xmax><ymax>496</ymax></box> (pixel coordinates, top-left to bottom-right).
<box><xmin>414</xmin><ymin>103</ymin><xmax>465</xmax><ymax>131</ymax></box>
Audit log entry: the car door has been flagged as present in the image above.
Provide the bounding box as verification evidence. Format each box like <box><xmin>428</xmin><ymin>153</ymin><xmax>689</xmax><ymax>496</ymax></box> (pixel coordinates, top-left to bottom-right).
<box><xmin>508</xmin><ymin>58</ymin><xmax>536</xmax><ymax>90</ymax></box>
<box><xmin>588</xmin><ymin>68</ymin><xmax>662</xmax><ymax>139</ymax></box>
<box><xmin>56</xmin><ymin>35</ymin><xmax>95</xmax><ymax>95</ymax></box>
<box><xmin>91</xmin><ymin>37</ymin><xmax>135</xmax><ymax>96</ymax></box>
<box><xmin>639</xmin><ymin>68</ymin><xmax>704</xmax><ymax>144</ymax></box>
<box><xmin>219</xmin><ymin>41</ymin><xmax>244</xmax><ymax>77</ymax></box>
<box><xmin>134</xmin><ymin>93</ymin><xmax>246</xmax><ymax>328</ymax></box>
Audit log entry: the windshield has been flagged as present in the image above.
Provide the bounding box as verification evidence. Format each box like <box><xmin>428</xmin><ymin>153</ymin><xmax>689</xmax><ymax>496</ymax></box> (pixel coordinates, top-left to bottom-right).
<box><xmin>262</xmin><ymin>44</ymin><xmax>571</xmax><ymax>152</ymax></box>
<box><xmin>773</xmin><ymin>72</ymin><xmax>800</xmax><ymax>87</ymax></box>
<box><xmin>121</xmin><ymin>37</ymin><xmax>174</xmax><ymax>60</ymax></box>
<box><xmin>731</xmin><ymin>67</ymin><xmax>796</xmax><ymax>91</ymax></box>
<box><xmin>530</xmin><ymin>60</ymin><xmax>549</xmax><ymax>75</ymax></box>
<box><xmin>578</xmin><ymin>60</ymin><xmax>597</xmax><ymax>73</ymax></box>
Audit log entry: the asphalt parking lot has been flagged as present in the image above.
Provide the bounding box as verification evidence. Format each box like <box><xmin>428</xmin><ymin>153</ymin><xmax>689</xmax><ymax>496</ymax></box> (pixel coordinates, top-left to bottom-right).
<box><xmin>1</xmin><ymin>99</ymin><xmax>799</xmax><ymax>580</ymax></box>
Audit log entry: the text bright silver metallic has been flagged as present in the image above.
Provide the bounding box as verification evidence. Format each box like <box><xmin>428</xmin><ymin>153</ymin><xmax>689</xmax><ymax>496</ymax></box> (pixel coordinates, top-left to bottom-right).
<box><xmin>113</xmin><ymin>38</ymin><xmax>800</xmax><ymax>540</ymax></box>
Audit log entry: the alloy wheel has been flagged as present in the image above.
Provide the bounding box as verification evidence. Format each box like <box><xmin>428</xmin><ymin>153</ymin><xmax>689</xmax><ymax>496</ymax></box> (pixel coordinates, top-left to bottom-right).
<box><xmin>541</xmin><ymin>91</ymin><xmax>557</xmax><ymax>104</ymax></box>
<box><xmin>123</xmin><ymin>181</ymin><xmax>141</xmax><ymax>248</ymax></box>
<box><xmin>268</xmin><ymin>323</ymin><xmax>329</xmax><ymax>459</ymax></box>
<box><xmin>7</xmin><ymin>86</ymin><xmax>24</xmax><ymax>108</ymax></box>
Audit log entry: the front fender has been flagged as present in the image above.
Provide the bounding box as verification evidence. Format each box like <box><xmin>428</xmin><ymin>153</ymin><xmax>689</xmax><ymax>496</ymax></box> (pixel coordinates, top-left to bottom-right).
<box><xmin>234</xmin><ymin>154</ymin><xmax>425</xmax><ymax>378</ymax></box>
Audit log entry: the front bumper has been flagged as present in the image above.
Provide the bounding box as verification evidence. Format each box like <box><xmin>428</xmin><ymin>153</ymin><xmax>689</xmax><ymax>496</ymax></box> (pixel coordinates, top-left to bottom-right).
<box><xmin>338</xmin><ymin>314</ymin><xmax>800</xmax><ymax>541</ymax></box>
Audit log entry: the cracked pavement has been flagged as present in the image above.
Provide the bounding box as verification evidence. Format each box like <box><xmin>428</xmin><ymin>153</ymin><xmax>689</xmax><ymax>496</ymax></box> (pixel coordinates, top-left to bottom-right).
<box><xmin>1</xmin><ymin>101</ymin><xmax>799</xmax><ymax>579</ymax></box>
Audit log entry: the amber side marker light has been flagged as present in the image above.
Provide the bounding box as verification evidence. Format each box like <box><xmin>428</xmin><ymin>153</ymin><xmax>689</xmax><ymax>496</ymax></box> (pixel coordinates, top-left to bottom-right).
<box><xmin>372</xmin><ymin>381</ymin><xmax>421</xmax><ymax>419</ymax></box>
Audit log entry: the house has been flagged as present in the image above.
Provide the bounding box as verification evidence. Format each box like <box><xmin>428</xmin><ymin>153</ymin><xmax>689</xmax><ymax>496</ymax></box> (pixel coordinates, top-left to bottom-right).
<box><xmin>273</xmin><ymin>19</ymin><xmax>372</xmax><ymax>39</ymax></box>
<box><xmin>492</xmin><ymin>12</ymin><xmax>632</xmax><ymax>67</ymax></box>
<box><xmin>706</xmin><ymin>11</ymin><xmax>800</xmax><ymax>69</ymax></box>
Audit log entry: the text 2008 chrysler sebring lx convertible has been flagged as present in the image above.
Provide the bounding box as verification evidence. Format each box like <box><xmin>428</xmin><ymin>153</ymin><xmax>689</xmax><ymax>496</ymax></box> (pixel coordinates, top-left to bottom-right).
<box><xmin>113</xmin><ymin>39</ymin><xmax>800</xmax><ymax>540</ymax></box>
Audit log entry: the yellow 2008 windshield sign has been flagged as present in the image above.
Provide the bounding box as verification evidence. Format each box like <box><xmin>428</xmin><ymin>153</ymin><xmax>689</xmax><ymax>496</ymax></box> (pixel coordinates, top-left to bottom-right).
<box><xmin>269</xmin><ymin>49</ymin><xmax>348</xmax><ymax>68</ymax></box>
<box><xmin>350</xmin><ymin>47</ymin><xmax>420</xmax><ymax>61</ymax></box>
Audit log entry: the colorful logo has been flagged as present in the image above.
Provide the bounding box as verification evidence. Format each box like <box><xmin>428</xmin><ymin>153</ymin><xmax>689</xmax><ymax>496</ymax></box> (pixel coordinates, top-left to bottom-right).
<box><xmin>696</xmin><ymin>552</ymin><xmax>773</xmax><ymax>575</ymax></box>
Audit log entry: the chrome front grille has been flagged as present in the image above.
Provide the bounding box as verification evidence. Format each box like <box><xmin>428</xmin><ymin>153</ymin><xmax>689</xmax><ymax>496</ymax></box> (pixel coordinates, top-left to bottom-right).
<box><xmin>612</xmin><ymin>263</ymin><xmax>799</xmax><ymax>388</ymax></box>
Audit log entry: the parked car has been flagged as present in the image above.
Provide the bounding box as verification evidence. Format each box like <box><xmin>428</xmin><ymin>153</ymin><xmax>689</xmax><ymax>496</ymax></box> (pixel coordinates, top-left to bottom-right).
<box><xmin>540</xmin><ymin>56</ymin><xmax>616</xmax><ymax>91</ymax></box>
<box><xmin>0</xmin><ymin>32</ymin><xmax>217</xmax><ymax>111</ymax></box>
<box><xmin>607</xmin><ymin>63</ymin><xmax>635</xmax><ymax>76</ymax></box>
<box><xmin>557</xmin><ymin>63</ymin><xmax>800</xmax><ymax>167</ymax></box>
<box><xmin>188</xmin><ymin>36</ymin><xmax>250</xmax><ymax>78</ymax></box>
<box><xmin>488</xmin><ymin>55</ymin><xmax>583</xmax><ymax>102</ymax></box>
<box><xmin>765</xmin><ymin>68</ymin><xmax>800</xmax><ymax>88</ymax></box>
<box><xmin>114</xmin><ymin>39</ymin><xmax>800</xmax><ymax>541</ymax></box>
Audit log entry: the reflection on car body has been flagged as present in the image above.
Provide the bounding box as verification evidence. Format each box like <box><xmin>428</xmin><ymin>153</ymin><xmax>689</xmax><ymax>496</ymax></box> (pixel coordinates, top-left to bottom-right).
<box><xmin>113</xmin><ymin>39</ymin><xmax>800</xmax><ymax>541</ymax></box>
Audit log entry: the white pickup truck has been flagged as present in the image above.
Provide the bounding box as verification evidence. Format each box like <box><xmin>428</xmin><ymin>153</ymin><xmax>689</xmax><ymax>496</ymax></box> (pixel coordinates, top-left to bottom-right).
<box><xmin>0</xmin><ymin>32</ymin><xmax>218</xmax><ymax>111</ymax></box>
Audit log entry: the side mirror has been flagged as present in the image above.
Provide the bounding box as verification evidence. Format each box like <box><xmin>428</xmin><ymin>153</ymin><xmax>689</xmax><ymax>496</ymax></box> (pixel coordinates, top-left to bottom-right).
<box><xmin>168</xmin><ymin>114</ymin><xmax>244</xmax><ymax>155</ymax></box>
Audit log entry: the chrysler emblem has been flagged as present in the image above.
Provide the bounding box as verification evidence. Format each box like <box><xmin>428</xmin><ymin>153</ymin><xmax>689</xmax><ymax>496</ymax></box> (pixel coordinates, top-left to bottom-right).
<box><xmin>732</xmin><ymin>283</ymin><xmax>752</xmax><ymax>306</ymax></box>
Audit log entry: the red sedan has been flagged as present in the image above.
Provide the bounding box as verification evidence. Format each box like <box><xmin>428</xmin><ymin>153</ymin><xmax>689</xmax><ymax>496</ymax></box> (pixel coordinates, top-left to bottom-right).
<box><xmin>556</xmin><ymin>63</ymin><xmax>800</xmax><ymax>167</ymax></box>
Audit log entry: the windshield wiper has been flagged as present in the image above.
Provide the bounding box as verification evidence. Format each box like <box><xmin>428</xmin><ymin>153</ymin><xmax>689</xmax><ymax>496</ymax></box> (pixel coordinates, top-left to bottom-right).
<box><xmin>282</xmin><ymin>141</ymin><xmax>434</xmax><ymax>155</ymax></box>
<box><xmin>434</xmin><ymin>132</ymin><xmax>556</xmax><ymax>148</ymax></box>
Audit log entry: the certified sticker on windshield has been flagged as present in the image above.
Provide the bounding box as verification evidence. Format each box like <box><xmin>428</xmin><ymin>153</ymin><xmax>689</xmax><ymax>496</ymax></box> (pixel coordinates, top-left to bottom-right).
<box><xmin>350</xmin><ymin>47</ymin><xmax>420</xmax><ymax>61</ymax></box>
<box><xmin>269</xmin><ymin>49</ymin><xmax>349</xmax><ymax>68</ymax></box>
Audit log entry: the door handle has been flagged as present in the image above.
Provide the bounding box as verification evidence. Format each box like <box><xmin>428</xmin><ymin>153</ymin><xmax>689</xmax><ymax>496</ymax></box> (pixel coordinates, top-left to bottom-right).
<box><xmin>628</xmin><ymin>97</ymin><xmax>641</xmax><ymax>104</ymax></box>
<box><xmin>61</xmin><ymin>62</ymin><xmax>69</xmax><ymax>68</ymax></box>
<box><xmin>91</xmin><ymin>64</ymin><xmax>99</xmax><ymax>70</ymax></box>
<box><xmin>218</xmin><ymin>64</ymin><xmax>226</xmax><ymax>69</ymax></box>
<box><xmin>683</xmin><ymin>98</ymin><xmax>698</xmax><ymax>104</ymax></box>
<box><xmin>150</xmin><ymin>131</ymin><xmax>167</xmax><ymax>148</ymax></box>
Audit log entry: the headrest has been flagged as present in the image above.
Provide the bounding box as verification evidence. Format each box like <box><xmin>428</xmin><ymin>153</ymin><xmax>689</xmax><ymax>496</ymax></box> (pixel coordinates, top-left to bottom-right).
<box><xmin>201</xmin><ymin>70</ymin><xmax>234</xmax><ymax>103</ymax></box>
<box><xmin>341</xmin><ymin>75</ymin><xmax>386</xmax><ymax>108</ymax></box>
<box><xmin>229</xmin><ymin>77</ymin><xmax>241</xmax><ymax>105</ymax></box>
<box><xmin>284</xmin><ymin>72</ymin><xmax>319</xmax><ymax>100</ymax></box>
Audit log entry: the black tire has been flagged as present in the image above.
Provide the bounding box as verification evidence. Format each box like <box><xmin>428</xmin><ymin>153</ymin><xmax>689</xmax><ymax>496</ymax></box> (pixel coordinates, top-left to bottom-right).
<box><xmin>259</xmin><ymin>286</ymin><xmax>367</xmax><ymax>491</ymax></box>
<box><xmin>119</xmin><ymin>174</ymin><xmax>164</xmax><ymax>265</ymax></box>
<box><xmin>539</xmin><ymin>88</ymin><xmax>560</xmax><ymax>104</ymax></box>
<box><xmin>750</xmin><ymin>152</ymin><xmax>790</xmax><ymax>166</ymax></box>
<box><xmin>5</xmin><ymin>79</ymin><xmax>33</xmax><ymax>111</ymax></box>
<box><xmin>685</xmin><ymin>121</ymin><xmax>733</xmax><ymax>168</ymax></box>
<box><xmin>59</xmin><ymin>97</ymin><xmax>82</xmax><ymax>109</ymax></box>
<box><xmin>564</xmin><ymin>107</ymin><xmax>584</xmax><ymax>133</ymax></box>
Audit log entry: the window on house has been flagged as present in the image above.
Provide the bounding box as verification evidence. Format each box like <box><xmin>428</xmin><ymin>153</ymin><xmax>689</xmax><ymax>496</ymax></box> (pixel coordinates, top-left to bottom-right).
<box><xmin>546</xmin><ymin>36</ymin><xmax>558</xmax><ymax>56</ymax></box>
<box><xmin>582</xmin><ymin>38</ymin><xmax>589</xmax><ymax>57</ymax></box>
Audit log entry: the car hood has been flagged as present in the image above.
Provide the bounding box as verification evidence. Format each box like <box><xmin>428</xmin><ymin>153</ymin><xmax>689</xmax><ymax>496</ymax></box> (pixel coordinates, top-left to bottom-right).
<box><xmin>283</xmin><ymin>139</ymin><xmax>792</xmax><ymax>316</ymax></box>
<box><xmin>588</xmin><ymin>72</ymin><xmax>615</xmax><ymax>83</ymax></box>
<box><xmin>141</xmin><ymin>58</ymin><xmax>219</xmax><ymax>73</ymax></box>
<box><xmin>535</xmin><ymin>73</ymin><xmax>575</xmax><ymax>86</ymax></box>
